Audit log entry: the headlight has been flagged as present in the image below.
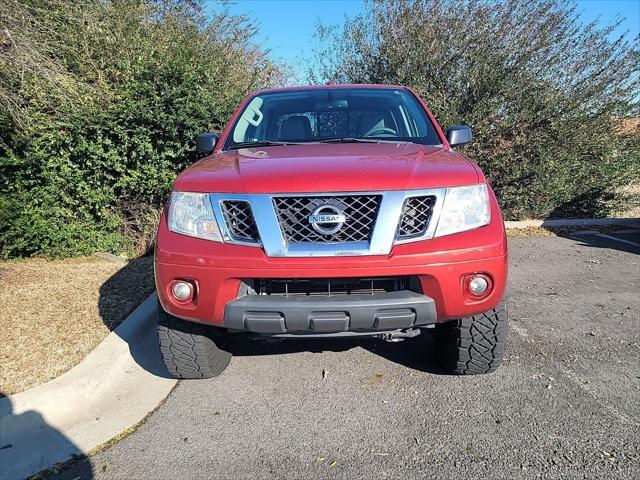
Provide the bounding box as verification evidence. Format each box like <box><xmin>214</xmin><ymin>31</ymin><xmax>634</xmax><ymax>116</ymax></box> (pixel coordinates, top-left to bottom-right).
<box><xmin>434</xmin><ymin>184</ymin><xmax>491</xmax><ymax>237</ymax></box>
<box><xmin>168</xmin><ymin>192</ymin><xmax>223</xmax><ymax>241</ymax></box>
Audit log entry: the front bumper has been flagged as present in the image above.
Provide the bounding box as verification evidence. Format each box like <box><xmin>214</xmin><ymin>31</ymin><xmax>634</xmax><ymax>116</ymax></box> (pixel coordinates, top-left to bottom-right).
<box><xmin>224</xmin><ymin>290</ymin><xmax>437</xmax><ymax>334</ymax></box>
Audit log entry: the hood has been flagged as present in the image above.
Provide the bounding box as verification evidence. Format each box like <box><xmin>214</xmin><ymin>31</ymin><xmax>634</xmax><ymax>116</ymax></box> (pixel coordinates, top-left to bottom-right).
<box><xmin>174</xmin><ymin>143</ymin><xmax>480</xmax><ymax>193</ymax></box>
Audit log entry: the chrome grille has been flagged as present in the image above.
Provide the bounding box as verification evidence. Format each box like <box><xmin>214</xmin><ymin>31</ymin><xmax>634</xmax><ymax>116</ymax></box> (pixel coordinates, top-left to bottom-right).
<box><xmin>273</xmin><ymin>195</ymin><xmax>381</xmax><ymax>243</ymax></box>
<box><xmin>220</xmin><ymin>200</ymin><xmax>260</xmax><ymax>243</ymax></box>
<box><xmin>397</xmin><ymin>196</ymin><xmax>436</xmax><ymax>239</ymax></box>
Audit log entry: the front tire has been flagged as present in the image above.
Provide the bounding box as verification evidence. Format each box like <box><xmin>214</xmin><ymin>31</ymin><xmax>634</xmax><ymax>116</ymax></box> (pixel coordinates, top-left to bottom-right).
<box><xmin>157</xmin><ymin>304</ymin><xmax>232</xmax><ymax>379</ymax></box>
<box><xmin>435</xmin><ymin>300</ymin><xmax>507</xmax><ymax>375</ymax></box>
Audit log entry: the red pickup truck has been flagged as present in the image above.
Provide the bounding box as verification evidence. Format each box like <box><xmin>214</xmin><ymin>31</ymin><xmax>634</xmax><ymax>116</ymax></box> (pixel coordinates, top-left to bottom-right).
<box><xmin>154</xmin><ymin>84</ymin><xmax>508</xmax><ymax>378</ymax></box>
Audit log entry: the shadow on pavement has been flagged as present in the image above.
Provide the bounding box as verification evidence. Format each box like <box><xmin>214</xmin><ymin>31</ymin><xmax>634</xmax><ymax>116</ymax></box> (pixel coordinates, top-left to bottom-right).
<box><xmin>558</xmin><ymin>229</ymin><xmax>640</xmax><ymax>255</ymax></box>
<box><xmin>363</xmin><ymin>331</ymin><xmax>449</xmax><ymax>374</ymax></box>
<box><xmin>0</xmin><ymin>394</ymin><xmax>93</xmax><ymax>480</ymax></box>
<box><xmin>546</xmin><ymin>194</ymin><xmax>640</xmax><ymax>255</ymax></box>
<box><xmin>225</xmin><ymin>330</ymin><xmax>448</xmax><ymax>375</ymax></box>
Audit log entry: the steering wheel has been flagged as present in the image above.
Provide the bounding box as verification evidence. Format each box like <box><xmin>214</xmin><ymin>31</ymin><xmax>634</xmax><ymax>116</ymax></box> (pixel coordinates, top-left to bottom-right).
<box><xmin>364</xmin><ymin>127</ymin><xmax>398</xmax><ymax>137</ymax></box>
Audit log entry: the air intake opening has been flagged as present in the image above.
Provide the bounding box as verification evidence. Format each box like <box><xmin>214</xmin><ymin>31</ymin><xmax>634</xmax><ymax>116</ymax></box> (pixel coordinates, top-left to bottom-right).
<box><xmin>242</xmin><ymin>276</ymin><xmax>422</xmax><ymax>297</ymax></box>
<box><xmin>397</xmin><ymin>195</ymin><xmax>436</xmax><ymax>239</ymax></box>
<box><xmin>220</xmin><ymin>200</ymin><xmax>260</xmax><ymax>243</ymax></box>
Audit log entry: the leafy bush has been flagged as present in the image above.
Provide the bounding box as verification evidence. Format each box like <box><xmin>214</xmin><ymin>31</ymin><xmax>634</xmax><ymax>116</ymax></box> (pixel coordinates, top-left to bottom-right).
<box><xmin>0</xmin><ymin>0</ymin><xmax>285</xmax><ymax>258</ymax></box>
<box><xmin>310</xmin><ymin>0</ymin><xmax>640</xmax><ymax>219</ymax></box>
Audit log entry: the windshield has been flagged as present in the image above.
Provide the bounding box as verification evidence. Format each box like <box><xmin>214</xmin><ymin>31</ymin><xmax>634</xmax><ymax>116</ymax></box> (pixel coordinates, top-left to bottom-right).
<box><xmin>223</xmin><ymin>87</ymin><xmax>442</xmax><ymax>150</ymax></box>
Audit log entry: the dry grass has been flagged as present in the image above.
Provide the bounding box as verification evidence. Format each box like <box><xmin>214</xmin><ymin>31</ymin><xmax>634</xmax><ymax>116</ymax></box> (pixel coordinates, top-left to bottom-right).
<box><xmin>0</xmin><ymin>256</ymin><xmax>154</xmax><ymax>396</ymax></box>
<box><xmin>609</xmin><ymin>182</ymin><xmax>640</xmax><ymax>218</ymax></box>
<box><xmin>506</xmin><ymin>226</ymin><xmax>557</xmax><ymax>237</ymax></box>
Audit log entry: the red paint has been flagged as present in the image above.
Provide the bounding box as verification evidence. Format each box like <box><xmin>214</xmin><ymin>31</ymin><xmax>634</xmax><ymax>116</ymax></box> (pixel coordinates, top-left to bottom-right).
<box><xmin>156</xmin><ymin>84</ymin><xmax>508</xmax><ymax>327</ymax></box>
<box><xmin>175</xmin><ymin>143</ymin><xmax>480</xmax><ymax>193</ymax></box>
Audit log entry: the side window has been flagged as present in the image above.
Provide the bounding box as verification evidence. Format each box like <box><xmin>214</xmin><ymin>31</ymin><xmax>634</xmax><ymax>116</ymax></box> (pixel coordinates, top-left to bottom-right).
<box><xmin>396</xmin><ymin>105</ymin><xmax>415</xmax><ymax>136</ymax></box>
<box><xmin>400</xmin><ymin>96</ymin><xmax>434</xmax><ymax>140</ymax></box>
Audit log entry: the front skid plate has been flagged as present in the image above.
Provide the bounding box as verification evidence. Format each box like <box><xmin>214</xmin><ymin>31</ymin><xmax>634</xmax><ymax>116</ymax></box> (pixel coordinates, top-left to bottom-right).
<box><xmin>224</xmin><ymin>290</ymin><xmax>436</xmax><ymax>334</ymax></box>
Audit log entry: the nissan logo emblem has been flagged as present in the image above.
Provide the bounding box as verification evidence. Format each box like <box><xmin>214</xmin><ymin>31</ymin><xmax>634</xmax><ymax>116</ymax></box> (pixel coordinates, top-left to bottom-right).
<box><xmin>308</xmin><ymin>205</ymin><xmax>347</xmax><ymax>235</ymax></box>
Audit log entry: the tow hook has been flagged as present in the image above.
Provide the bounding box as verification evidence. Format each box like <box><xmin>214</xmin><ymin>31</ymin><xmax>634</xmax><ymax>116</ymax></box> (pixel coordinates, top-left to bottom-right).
<box><xmin>381</xmin><ymin>328</ymin><xmax>421</xmax><ymax>342</ymax></box>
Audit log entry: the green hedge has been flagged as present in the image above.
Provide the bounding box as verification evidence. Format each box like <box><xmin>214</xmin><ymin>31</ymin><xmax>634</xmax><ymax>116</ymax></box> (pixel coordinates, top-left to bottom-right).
<box><xmin>0</xmin><ymin>0</ymin><xmax>284</xmax><ymax>258</ymax></box>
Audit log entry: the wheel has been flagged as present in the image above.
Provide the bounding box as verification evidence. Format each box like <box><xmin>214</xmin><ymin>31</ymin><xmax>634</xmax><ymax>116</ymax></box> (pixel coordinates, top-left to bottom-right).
<box><xmin>435</xmin><ymin>300</ymin><xmax>507</xmax><ymax>375</ymax></box>
<box><xmin>157</xmin><ymin>303</ymin><xmax>232</xmax><ymax>379</ymax></box>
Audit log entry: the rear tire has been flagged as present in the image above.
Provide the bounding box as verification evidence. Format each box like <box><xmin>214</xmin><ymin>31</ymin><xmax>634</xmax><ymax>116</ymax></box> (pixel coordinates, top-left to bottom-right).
<box><xmin>157</xmin><ymin>303</ymin><xmax>232</xmax><ymax>379</ymax></box>
<box><xmin>435</xmin><ymin>300</ymin><xmax>507</xmax><ymax>375</ymax></box>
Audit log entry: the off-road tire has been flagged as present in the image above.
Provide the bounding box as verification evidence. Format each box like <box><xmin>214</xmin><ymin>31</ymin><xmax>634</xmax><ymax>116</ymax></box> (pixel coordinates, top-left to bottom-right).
<box><xmin>157</xmin><ymin>304</ymin><xmax>232</xmax><ymax>379</ymax></box>
<box><xmin>435</xmin><ymin>300</ymin><xmax>507</xmax><ymax>375</ymax></box>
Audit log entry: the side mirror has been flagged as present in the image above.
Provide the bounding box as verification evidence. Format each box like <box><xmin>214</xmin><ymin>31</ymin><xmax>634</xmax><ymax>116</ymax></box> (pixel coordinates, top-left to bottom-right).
<box><xmin>446</xmin><ymin>125</ymin><xmax>472</xmax><ymax>147</ymax></box>
<box><xmin>196</xmin><ymin>132</ymin><xmax>219</xmax><ymax>154</ymax></box>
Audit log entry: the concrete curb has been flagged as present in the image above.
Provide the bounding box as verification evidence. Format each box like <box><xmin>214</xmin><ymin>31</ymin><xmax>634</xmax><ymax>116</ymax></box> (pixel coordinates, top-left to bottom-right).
<box><xmin>504</xmin><ymin>217</ymin><xmax>640</xmax><ymax>229</ymax></box>
<box><xmin>0</xmin><ymin>293</ymin><xmax>175</xmax><ymax>480</ymax></box>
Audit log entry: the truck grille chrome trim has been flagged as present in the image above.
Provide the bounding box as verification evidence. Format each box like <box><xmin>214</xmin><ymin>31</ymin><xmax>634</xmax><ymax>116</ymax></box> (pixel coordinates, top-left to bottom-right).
<box><xmin>209</xmin><ymin>188</ymin><xmax>446</xmax><ymax>257</ymax></box>
<box><xmin>273</xmin><ymin>195</ymin><xmax>381</xmax><ymax>243</ymax></box>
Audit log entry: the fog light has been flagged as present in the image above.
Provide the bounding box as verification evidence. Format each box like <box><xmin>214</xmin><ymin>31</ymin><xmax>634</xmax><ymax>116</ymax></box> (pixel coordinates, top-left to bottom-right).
<box><xmin>469</xmin><ymin>277</ymin><xmax>489</xmax><ymax>295</ymax></box>
<box><xmin>463</xmin><ymin>273</ymin><xmax>492</xmax><ymax>298</ymax></box>
<box><xmin>172</xmin><ymin>281</ymin><xmax>193</xmax><ymax>301</ymax></box>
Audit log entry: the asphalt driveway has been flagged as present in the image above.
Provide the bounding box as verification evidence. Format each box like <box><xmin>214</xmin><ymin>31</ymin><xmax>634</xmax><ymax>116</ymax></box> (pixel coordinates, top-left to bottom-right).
<box><xmin>51</xmin><ymin>234</ymin><xmax>639</xmax><ymax>480</ymax></box>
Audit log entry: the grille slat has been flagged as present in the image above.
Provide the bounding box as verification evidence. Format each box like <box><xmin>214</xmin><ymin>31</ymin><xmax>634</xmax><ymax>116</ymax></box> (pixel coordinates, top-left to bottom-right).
<box><xmin>251</xmin><ymin>277</ymin><xmax>418</xmax><ymax>297</ymax></box>
<box><xmin>397</xmin><ymin>196</ymin><xmax>435</xmax><ymax>239</ymax></box>
<box><xmin>220</xmin><ymin>200</ymin><xmax>260</xmax><ymax>243</ymax></box>
<box><xmin>273</xmin><ymin>195</ymin><xmax>381</xmax><ymax>243</ymax></box>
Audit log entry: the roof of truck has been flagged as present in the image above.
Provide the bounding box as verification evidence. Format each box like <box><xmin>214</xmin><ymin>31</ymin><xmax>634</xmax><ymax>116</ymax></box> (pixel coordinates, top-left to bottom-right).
<box><xmin>254</xmin><ymin>83</ymin><xmax>407</xmax><ymax>95</ymax></box>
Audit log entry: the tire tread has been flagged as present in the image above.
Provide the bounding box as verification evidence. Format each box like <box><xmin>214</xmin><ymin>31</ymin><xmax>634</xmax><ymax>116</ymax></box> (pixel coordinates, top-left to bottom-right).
<box><xmin>435</xmin><ymin>300</ymin><xmax>508</xmax><ymax>375</ymax></box>
<box><xmin>157</xmin><ymin>304</ymin><xmax>231</xmax><ymax>379</ymax></box>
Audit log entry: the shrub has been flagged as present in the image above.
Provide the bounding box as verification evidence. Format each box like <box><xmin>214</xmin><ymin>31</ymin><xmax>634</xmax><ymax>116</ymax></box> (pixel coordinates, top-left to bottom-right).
<box><xmin>310</xmin><ymin>0</ymin><xmax>640</xmax><ymax>219</ymax></box>
<box><xmin>0</xmin><ymin>0</ymin><xmax>285</xmax><ymax>258</ymax></box>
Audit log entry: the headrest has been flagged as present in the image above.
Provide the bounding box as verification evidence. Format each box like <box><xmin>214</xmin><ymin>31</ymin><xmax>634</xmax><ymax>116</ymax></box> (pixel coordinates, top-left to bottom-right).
<box><xmin>280</xmin><ymin>115</ymin><xmax>312</xmax><ymax>140</ymax></box>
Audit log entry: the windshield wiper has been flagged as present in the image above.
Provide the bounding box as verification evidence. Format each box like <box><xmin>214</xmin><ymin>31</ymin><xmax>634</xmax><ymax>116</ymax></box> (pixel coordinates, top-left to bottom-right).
<box><xmin>318</xmin><ymin>137</ymin><xmax>421</xmax><ymax>145</ymax></box>
<box><xmin>229</xmin><ymin>138</ymin><xmax>417</xmax><ymax>149</ymax></box>
<box><xmin>228</xmin><ymin>140</ymin><xmax>300</xmax><ymax>150</ymax></box>
<box><xmin>318</xmin><ymin>137</ymin><xmax>383</xmax><ymax>144</ymax></box>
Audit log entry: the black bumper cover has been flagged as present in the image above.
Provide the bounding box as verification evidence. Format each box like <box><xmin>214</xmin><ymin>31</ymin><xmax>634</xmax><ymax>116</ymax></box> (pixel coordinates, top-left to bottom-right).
<box><xmin>224</xmin><ymin>290</ymin><xmax>437</xmax><ymax>334</ymax></box>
